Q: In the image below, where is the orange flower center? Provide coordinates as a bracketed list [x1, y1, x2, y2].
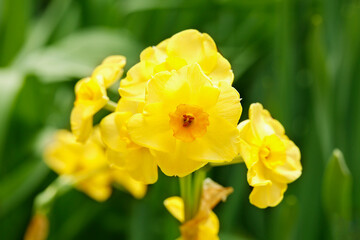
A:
[169, 104, 209, 142]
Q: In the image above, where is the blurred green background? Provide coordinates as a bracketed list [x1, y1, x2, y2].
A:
[0, 0, 359, 239]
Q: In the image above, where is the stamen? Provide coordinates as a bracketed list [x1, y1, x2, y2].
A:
[183, 114, 195, 127]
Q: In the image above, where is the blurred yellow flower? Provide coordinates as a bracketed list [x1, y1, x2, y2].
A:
[238, 103, 302, 208]
[71, 55, 126, 142]
[44, 128, 146, 201]
[127, 63, 241, 177]
[100, 99, 158, 184]
[119, 29, 234, 102]
[164, 178, 233, 240]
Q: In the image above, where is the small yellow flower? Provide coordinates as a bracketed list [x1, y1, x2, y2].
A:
[127, 63, 241, 177]
[71, 77, 109, 142]
[71, 55, 126, 142]
[238, 103, 302, 208]
[100, 99, 158, 184]
[164, 178, 233, 240]
[92, 55, 126, 88]
[119, 29, 234, 102]
[44, 128, 146, 201]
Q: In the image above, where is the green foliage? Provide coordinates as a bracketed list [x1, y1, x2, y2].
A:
[0, 0, 360, 239]
[322, 149, 352, 239]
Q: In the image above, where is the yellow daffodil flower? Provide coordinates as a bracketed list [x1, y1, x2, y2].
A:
[119, 29, 234, 102]
[71, 55, 126, 142]
[44, 128, 146, 201]
[100, 99, 158, 184]
[127, 63, 241, 177]
[164, 178, 233, 240]
[238, 103, 302, 208]
[92, 55, 126, 88]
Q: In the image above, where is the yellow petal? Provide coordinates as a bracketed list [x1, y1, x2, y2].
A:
[247, 161, 272, 187]
[208, 52, 234, 85]
[107, 147, 158, 184]
[272, 139, 302, 183]
[116, 98, 144, 113]
[43, 130, 80, 174]
[146, 70, 190, 105]
[77, 172, 112, 202]
[112, 169, 147, 199]
[208, 82, 242, 126]
[238, 119, 261, 147]
[127, 104, 175, 153]
[146, 64, 219, 109]
[249, 181, 287, 208]
[74, 77, 109, 117]
[96, 55, 126, 88]
[100, 112, 132, 151]
[119, 62, 149, 102]
[164, 196, 185, 222]
[249, 103, 277, 140]
[151, 148, 206, 177]
[197, 211, 220, 240]
[140, 46, 167, 63]
[70, 107, 93, 143]
[176, 116, 239, 162]
[167, 29, 217, 73]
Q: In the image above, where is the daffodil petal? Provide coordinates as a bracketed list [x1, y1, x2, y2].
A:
[164, 196, 185, 222]
[100, 112, 132, 151]
[249, 103, 277, 140]
[209, 83, 241, 126]
[208, 52, 234, 85]
[152, 148, 206, 177]
[70, 107, 93, 142]
[107, 148, 158, 184]
[177, 116, 239, 162]
[249, 181, 287, 208]
[247, 161, 272, 187]
[127, 104, 175, 153]
[272, 139, 302, 183]
[112, 169, 147, 199]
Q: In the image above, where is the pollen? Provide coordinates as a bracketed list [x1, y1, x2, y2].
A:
[182, 114, 195, 127]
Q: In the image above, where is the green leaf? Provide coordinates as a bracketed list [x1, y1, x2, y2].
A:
[21, 28, 142, 82]
[0, 159, 49, 217]
[322, 149, 352, 239]
[0, 69, 24, 159]
[322, 149, 352, 219]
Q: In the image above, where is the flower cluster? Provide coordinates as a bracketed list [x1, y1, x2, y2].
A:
[44, 128, 147, 201]
[42, 29, 302, 239]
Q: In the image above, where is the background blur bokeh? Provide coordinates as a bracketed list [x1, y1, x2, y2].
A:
[0, 0, 360, 239]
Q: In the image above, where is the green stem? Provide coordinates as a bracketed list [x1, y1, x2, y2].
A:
[34, 176, 74, 214]
[179, 168, 207, 221]
[179, 174, 192, 221]
[192, 168, 206, 218]
[104, 100, 117, 112]
[34, 166, 108, 214]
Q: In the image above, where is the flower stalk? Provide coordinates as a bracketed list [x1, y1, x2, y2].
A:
[179, 167, 207, 221]
[104, 100, 117, 112]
